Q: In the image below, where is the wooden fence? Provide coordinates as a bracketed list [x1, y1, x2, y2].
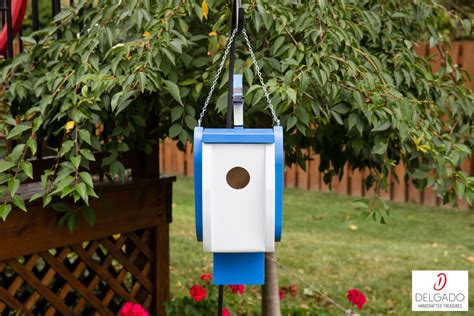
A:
[160, 41, 474, 211]
[0, 177, 174, 315]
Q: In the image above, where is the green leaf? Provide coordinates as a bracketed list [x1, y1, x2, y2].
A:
[8, 178, 20, 197]
[43, 194, 52, 207]
[286, 116, 297, 131]
[53, 176, 75, 195]
[53, 8, 72, 22]
[27, 139, 37, 155]
[21, 161, 33, 179]
[80, 149, 96, 161]
[171, 106, 184, 122]
[78, 129, 92, 145]
[373, 141, 388, 155]
[7, 124, 31, 139]
[12, 195, 27, 212]
[29, 192, 43, 202]
[0, 204, 12, 221]
[102, 152, 117, 166]
[132, 115, 146, 127]
[331, 111, 343, 125]
[110, 160, 125, 182]
[111, 92, 122, 112]
[0, 161, 16, 172]
[462, 19, 471, 35]
[117, 142, 129, 152]
[455, 181, 465, 199]
[286, 88, 297, 104]
[162, 47, 176, 66]
[184, 115, 197, 129]
[9, 144, 25, 162]
[163, 80, 183, 105]
[59, 140, 74, 157]
[67, 212, 78, 232]
[138, 72, 147, 92]
[79, 172, 94, 188]
[169, 123, 183, 138]
[371, 120, 391, 132]
[76, 183, 89, 205]
[352, 91, 364, 107]
[353, 198, 369, 210]
[51, 202, 70, 213]
[71, 156, 81, 169]
[332, 103, 350, 114]
[348, 113, 358, 131]
[272, 36, 285, 55]
[216, 93, 228, 112]
[83, 206, 96, 227]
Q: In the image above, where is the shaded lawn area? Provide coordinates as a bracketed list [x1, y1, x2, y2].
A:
[169, 176, 474, 315]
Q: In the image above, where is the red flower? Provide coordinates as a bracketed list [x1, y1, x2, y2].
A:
[222, 307, 231, 316]
[200, 273, 212, 283]
[290, 284, 298, 297]
[120, 302, 149, 316]
[279, 289, 284, 301]
[189, 284, 207, 302]
[228, 285, 245, 294]
[346, 289, 367, 310]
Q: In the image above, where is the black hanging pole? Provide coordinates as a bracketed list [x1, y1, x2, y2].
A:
[217, 285, 224, 316]
[5, 0, 14, 59]
[52, 0, 62, 38]
[32, 0, 40, 31]
[219, 2, 244, 315]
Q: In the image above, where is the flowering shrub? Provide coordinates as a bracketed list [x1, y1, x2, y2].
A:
[189, 284, 207, 302]
[167, 273, 368, 315]
[222, 307, 231, 316]
[346, 289, 367, 310]
[200, 273, 212, 283]
[119, 302, 149, 316]
[228, 285, 245, 295]
[290, 284, 298, 297]
[0, 0, 471, 226]
[166, 273, 239, 315]
[279, 289, 285, 301]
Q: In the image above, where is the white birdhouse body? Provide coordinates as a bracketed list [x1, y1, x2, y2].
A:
[201, 142, 275, 253]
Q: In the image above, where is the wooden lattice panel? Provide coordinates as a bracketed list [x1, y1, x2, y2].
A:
[0, 230, 154, 315]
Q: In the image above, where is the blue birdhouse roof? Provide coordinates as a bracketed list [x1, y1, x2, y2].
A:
[201, 127, 276, 144]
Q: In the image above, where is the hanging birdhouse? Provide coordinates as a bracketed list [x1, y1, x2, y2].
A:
[194, 70, 283, 284]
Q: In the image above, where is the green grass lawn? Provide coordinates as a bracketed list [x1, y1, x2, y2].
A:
[169, 176, 474, 315]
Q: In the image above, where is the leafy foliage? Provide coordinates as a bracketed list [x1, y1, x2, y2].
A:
[0, 0, 472, 222]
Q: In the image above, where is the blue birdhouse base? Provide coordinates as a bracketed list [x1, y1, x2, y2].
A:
[213, 252, 265, 285]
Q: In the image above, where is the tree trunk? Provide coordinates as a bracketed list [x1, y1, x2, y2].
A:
[262, 252, 281, 316]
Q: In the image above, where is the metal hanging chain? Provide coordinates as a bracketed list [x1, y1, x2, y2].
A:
[198, 28, 281, 127]
[242, 29, 280, 126]
[198, 28, 238, 127]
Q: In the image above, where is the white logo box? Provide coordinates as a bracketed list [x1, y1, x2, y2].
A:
[412, 270, 469, 312]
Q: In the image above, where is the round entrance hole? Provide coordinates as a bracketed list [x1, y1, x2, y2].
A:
[226, 166, 250, 190]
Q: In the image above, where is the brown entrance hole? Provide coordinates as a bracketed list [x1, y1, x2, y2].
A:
[226, 166, 250, 190]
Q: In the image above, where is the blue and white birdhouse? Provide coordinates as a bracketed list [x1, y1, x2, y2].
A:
[194, 75, 283, 285]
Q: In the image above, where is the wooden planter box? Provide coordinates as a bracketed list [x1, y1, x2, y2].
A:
[0, 176, 175, 315]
